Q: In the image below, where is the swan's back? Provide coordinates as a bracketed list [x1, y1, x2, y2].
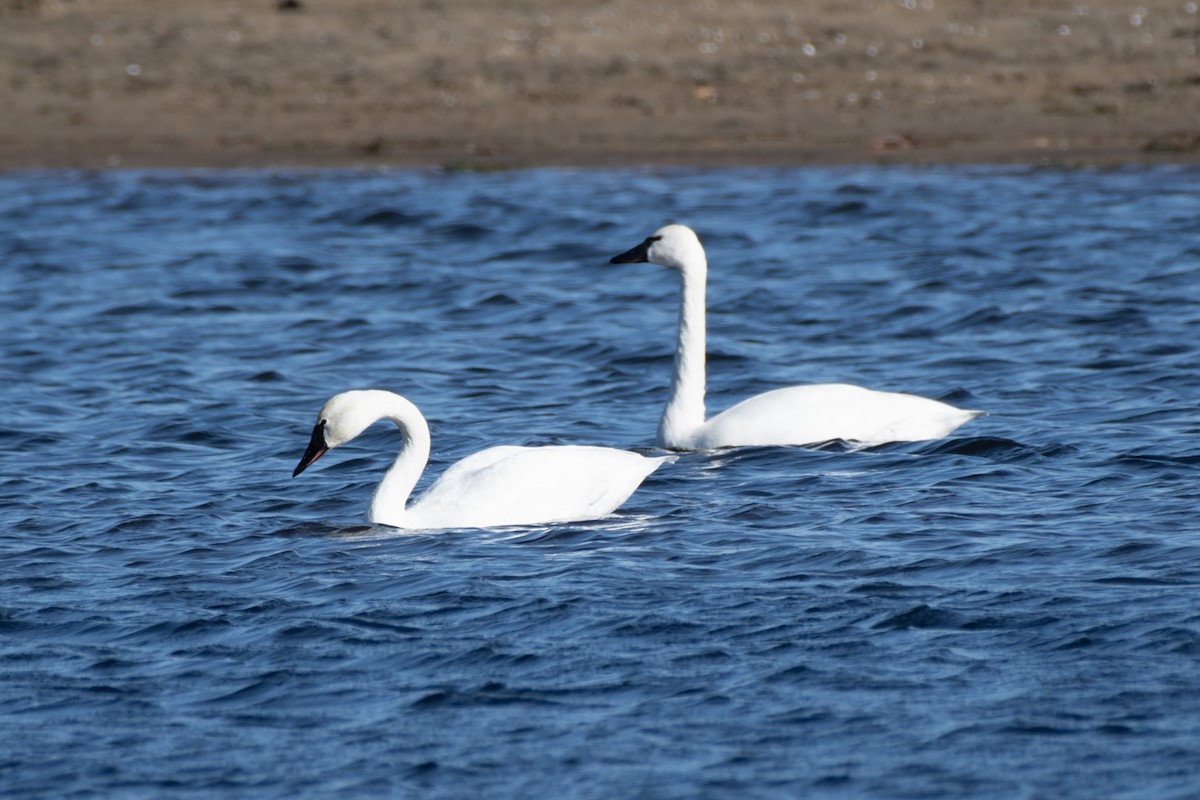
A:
[403, 445, 668, 529]
[690, 383, 981, 449]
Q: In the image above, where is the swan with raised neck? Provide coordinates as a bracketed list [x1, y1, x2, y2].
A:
[293, 389, 669, 529]
[610, 224, 982, 450]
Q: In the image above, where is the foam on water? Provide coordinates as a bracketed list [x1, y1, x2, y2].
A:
[2, 166, 1200, 798]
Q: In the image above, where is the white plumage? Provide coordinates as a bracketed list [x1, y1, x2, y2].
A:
[610, 224, 982, 450]
[293, 390, 668, 529]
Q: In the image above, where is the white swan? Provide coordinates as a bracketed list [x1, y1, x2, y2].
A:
[609, 224, 982, 450]
[292, 389, 669, 529]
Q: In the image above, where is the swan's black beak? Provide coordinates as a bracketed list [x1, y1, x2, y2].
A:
[609, 236, 655, 264]
[293, 421, 328, 478]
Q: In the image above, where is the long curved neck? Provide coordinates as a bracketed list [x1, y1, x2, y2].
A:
[367, 396, 431, 526]
[659, 260, 708, 448]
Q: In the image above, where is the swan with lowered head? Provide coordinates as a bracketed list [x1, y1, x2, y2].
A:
[610, 224, 982, 450]
[293, 390, 669, 529]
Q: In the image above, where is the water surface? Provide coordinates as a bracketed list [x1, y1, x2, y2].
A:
[2, 166, 1199, 798]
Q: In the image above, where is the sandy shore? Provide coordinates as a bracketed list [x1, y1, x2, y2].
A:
[2, 0, 1200, 169]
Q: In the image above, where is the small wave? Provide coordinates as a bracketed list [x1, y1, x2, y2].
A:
[872, 604, 966, 630]
[410, 683, 562, 709]
[915, 436, 1072, 461]
[1108, 452, 1200, 470]
[434, 222, 492, 241]
[320, 207, 429, 228]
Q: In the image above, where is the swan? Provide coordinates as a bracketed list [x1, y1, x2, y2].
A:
[609, 224, 982, 450]
[292, 389, 670, 529]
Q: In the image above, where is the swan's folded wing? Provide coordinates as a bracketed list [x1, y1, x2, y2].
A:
[405, 446, 666, 528]
[699, 383, 979, 448]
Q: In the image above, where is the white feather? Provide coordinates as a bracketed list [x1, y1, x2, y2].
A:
[611, 224, 982, 449]
[294, 390, 668, 530]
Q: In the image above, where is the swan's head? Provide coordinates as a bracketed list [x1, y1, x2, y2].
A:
[292, 390, 395, 477]
[610, 224, 706, 271]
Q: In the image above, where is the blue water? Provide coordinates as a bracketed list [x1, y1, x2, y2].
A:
[2, 166, 1200, 798]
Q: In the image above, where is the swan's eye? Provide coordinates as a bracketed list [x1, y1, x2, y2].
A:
[648, 236, 662, 243]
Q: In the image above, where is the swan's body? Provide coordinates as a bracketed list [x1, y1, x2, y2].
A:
[609, 224, 982, 450]
[293, 390, 668, 529]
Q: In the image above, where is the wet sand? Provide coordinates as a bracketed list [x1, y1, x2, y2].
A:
[2, 0, 1200, 169]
